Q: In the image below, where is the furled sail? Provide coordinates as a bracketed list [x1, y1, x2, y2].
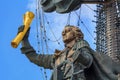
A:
[41, 0, 81, 13]
[40, 0, 110, 13]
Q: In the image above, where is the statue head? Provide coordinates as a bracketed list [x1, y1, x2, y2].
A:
[62, 25, 84, 44]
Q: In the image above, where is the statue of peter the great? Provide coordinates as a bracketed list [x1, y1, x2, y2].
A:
[18, 25, 120, 80]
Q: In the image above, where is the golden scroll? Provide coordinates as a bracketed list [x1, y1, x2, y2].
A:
[11, 11, 35, 48]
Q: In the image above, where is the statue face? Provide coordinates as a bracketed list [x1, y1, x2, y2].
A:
[62, 27, 75, 43]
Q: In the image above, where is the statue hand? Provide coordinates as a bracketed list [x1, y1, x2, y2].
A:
[17, 25, 30, 41]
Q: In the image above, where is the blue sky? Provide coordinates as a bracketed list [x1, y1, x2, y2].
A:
[1, 0, 96, 80]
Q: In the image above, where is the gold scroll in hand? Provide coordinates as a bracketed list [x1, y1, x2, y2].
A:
[11, 11, 35, 48]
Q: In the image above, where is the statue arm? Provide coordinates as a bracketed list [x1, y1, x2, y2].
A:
[74, 40, 93, 68]
[113, 61, 120, 74]
[21, 39, 54, 69]
[77, 47, 93, 68]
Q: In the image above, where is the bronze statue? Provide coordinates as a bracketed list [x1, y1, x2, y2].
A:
[19, 25, 120, 80]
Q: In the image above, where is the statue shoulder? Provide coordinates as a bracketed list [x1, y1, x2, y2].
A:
[74, 39, 90, 50]
[53, 49, 62, 59]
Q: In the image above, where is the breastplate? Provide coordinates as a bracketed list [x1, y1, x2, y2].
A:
[54, 47, 86, 80]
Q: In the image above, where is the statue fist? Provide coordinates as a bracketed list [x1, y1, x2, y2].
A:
[17, 25, 30, 40]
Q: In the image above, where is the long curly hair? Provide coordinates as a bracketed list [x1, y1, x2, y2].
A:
[64, 25, 84, 40]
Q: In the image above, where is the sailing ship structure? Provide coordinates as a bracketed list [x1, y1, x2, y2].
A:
[33, 0, 120, 62]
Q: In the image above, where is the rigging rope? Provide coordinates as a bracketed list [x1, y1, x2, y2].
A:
[36, 0, 48, 80]
[74, 11, 95, 39]
[36, 1, 45, 80]
[42, 11, 48, 80]
[77, 8, 82, 27]
[46, 35, 62, 42]
[44, 15, 63, 48]
[85, 4, 95, 12]
[66, 12, 71, 25]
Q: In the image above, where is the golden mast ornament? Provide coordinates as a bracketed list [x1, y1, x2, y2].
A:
[11, 11, 35, 48]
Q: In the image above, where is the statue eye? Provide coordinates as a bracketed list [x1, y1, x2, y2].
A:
[66, 28, 71, 32]
[62, 31, 65, 35]
[62, 28, 71, 35]
[68, 29, 71, 32]
[76, 29, 80, 32]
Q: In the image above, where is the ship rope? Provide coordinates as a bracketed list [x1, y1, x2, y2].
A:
[35, 0, 49, 80]
[35, 0, 45, 80]
[44, 15, 63, 47]
[66, 12, 71, 25]
[74, 6, 95, 39]
[85, 4, 95, 11]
